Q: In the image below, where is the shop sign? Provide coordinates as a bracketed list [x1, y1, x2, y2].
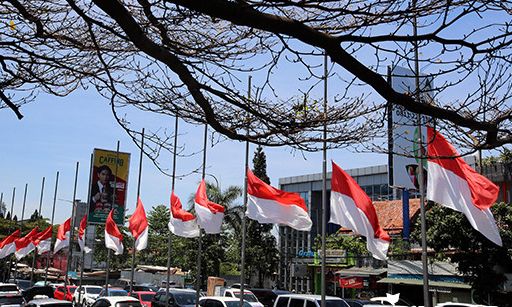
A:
[339, 276, 364, 289]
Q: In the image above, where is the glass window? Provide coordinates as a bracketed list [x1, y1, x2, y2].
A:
[224, 302, 252, 307]
[289, 298, 304, 307]
[306, 301, 316, 307]
[116, 302, 142, 307]
[173, 293, 196, 305]
[323, 300, 349, 307]
[204, 299, 224, 307]
[232, 293, 258, 302]
[0, 285, 19, 292]
[140, 294, 155, 301]
[87, 288, 102, 294]
[275, 297, 289, 307]
[0, 296, 24, 305]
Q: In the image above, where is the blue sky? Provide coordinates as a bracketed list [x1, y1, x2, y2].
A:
[0, 87, 387, 225]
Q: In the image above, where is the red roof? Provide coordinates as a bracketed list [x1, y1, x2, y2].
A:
[338, 198, 421, 235]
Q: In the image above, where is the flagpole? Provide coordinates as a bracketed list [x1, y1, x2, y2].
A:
[130, 129, 145, 294]
[239, 76, 251, 307]
[166, 116, 179, 307]
[78, 155, 94, 306]
[14, 183, 28, 282]
[45, 171, 59, 283]
[65, 162, 80, 291]
[31, 177, 46, 284]
[8, 187, 16, 281]
[412, 1, 430, 306]
[320, 52, 328, 307]
[196, 123, 208, 306]
[106, 141, 121, 296]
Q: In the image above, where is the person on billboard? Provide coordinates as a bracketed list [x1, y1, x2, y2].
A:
[90, 165, 114, 213]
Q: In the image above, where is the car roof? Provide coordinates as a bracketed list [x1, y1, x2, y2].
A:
[27, 298, 72, 305]
[97, 297, 139, 303]
[225, 289, 255, 294]
[132, 291, 156, 295]
[82, 285, 103, 288]
[276, 294, 342, 300]
[158, 288, 196, 293]
[200, 296, 244, 302]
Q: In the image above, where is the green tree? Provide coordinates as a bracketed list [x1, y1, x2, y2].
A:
[252, 146, 270, 185]
[411, 202, 512, 303]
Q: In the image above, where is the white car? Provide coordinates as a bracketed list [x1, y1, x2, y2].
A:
[90, 296, 142, 307]
[200, 296, 252, 307]
[73, 285, 103, 307]
[222, 289, 263, 307]
[436, 303, 497, 307]
[273, 294, 349, 307]
[25, 298, 73, 307]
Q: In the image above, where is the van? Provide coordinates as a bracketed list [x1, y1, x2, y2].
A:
[221, 288, 263, 307]
[273, 294, 350, 307]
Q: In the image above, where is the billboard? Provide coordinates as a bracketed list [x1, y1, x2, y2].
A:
[389, 66, 432, 190]
[88, 148, 131, 225]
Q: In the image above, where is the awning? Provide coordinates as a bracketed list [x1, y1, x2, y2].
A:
[335, 267, 387, 277]
[377, 277, 471, 289]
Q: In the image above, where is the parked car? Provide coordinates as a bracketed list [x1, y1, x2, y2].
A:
[343, 299, 377, 307]
[7, 280, 32, 291]
[0, 284, 21, 296]
[126, 286, 158, 293]
[199, 296, 252, 307]
[435, 303, 497, 307]
[152, 289, 196, 307]
[22, 286, 55, 302]
[249, 289, 290, 307]
[273, 294, 350, 307]
[0, 294, 26, 307]
[25, 298, 73, 307]
[91, 296, 142, 307]
[54, 286, 77, 302]
[221, 289, 263, 307]
[129, 291, 155, 307]
[73, 286, 103, 307]
[98, 289, 128, 298]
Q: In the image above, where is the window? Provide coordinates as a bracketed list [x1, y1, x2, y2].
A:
[289, 298, 304, 307]
[275, 297, 289, 307]
[92, 299, 111, 307]
[203, 299, 224, 307]
[116, 302, 142, 307]
[306, 301, 316, 307]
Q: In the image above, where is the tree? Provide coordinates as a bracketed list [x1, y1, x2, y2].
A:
[6, 212, 11, 220]
[0, 201, 6, 216]
[411, 202, 512, 304]
[2, 1, 511, 166]
[252, 146, 270, 185]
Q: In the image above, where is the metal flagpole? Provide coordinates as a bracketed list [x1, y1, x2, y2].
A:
[65, 162, 80, 292]
[14, 183, 29, 282]
[7, 187, 15, 281]
[320, 53, 328, 307]
[78, 154, 94, 306]
[166, 116, 179, 307]
[412, 1, 430, 306]
[106, 141, 121, 296]
[196, 124, 208, 306]
[0, 193, 3, 215]
[130, 129, 145, 294]
[239, 76, 251, 307]
[45, 172, 60, 283]
[31, 177, 46, 284]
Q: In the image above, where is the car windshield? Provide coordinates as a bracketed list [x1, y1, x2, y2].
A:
[87, 288, 102, 294]
[233, 293, 258, 302]
[140, 294, 155, 301]
[41, 303, 73, 307]
[0, 285, 19, 292]
[111, 290, 128, 296]
[116, 302, 142, 307]
[16, 280, 32, 290]
[173, 293, 196, 305]
[225, 302, 252, 307]
[0, 295, 24, 304]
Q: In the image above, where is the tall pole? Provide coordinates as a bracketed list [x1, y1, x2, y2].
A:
[31, 177, 46, 284]
[130, 129, 145, 293]
[14, 183, 29, 282]
[412, 1, 430, 306]
[79, 154, 94, 306]
[320, 53, 328, 307]
[45, 172, 60, 282]
[196, 124, 208, 306]
[106, 141, 121, 296]
[7, 187, 16, 281]
[65, 162, 80, 290]
[239, 76, 251, 307]
[166, 117, 179, 307]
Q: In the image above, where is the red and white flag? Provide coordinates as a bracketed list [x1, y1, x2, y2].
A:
[15, 227, 39, 260]
[129, 197, 149, 251]
[0, 230, 20, 259]
[247, 169, 312, 231]
[54, 218, 71, 254]
[194, 180, 225, 234]
[426, 127, 502, 246]
[35, 226, 53, 255]
[78, 216, 91, 254]
[105, 210, 124, 255]
[329, 161, 390, 260]
[169, 191, 200, 238]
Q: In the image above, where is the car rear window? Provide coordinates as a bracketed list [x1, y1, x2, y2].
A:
[289, 298, 304, 307]
[140, 294, 155, 302]
[0, 285, 19, 292]
[275, 297, 289, 307]
[0, 295, 24, 305]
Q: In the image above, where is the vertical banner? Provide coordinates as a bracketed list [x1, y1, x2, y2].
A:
[88, 148, 131, 225]
[389, 66, 433, 191]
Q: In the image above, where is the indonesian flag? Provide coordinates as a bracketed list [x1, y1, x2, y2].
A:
[54, 218, 71, 254]
[426, 127, 502, 246]
[129, 197, 149, 251]
[15, 227, 39, 260]
[105, 210, 124, 255]
[329, 161, 390, 260]
[0, 230, 20, 259]
[78, 216, 91, 254]
[35, 226, 53, 255]
[247, 169, 312, 231]
[169, 191, 200, 238]
[194, 180, 225, 234]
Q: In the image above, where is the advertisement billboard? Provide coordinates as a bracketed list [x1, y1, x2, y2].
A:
[88, 148, 131, 225]
[389, 66, 432, 190]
